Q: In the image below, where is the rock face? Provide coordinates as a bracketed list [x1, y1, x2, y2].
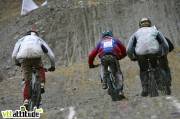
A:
[0, 0, 180, 70]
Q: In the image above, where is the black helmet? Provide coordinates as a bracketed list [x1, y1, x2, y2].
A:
[139, 17, 151, 28]
[101, 30, 113, 37]
[26, 30, 39, 36]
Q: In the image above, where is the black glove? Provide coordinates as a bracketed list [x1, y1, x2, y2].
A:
[89, 65, 95, 68]
[131, 53, 138, 61]
[158, 46, 167, 58]
[15, 62, 21, 67]
[48, 66, 55, 71]
[131, 58, 137, 61]
[15, 60, 21, 67]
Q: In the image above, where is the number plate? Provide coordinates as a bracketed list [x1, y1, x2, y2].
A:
[103, 40, 113, 48]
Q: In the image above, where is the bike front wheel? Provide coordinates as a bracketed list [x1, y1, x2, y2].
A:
[28, 73, 41, 111]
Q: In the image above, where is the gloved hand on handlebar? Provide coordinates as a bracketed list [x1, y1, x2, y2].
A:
[89, 64, 95, 68]
[89, 64, 100, 68]
[48, 66, 55, 71]
[15, 61, 21, 67]
[131, 58, 137, 61]
[14, 59, 21, 67]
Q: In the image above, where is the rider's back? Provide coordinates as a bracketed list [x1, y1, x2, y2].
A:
[134, 27, 160, 55]
[96, 36, 126, 60]
[16, 35, 44, 59]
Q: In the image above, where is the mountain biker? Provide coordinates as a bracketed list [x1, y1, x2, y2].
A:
[126, 17, 169, 96]
[88, 30, 127, 96]
[12, 29, 55, 106]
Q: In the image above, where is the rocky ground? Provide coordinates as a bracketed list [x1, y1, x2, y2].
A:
[1, 51, 180, 119]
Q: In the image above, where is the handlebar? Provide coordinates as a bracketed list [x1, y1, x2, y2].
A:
[89, 64, 100, 69]
[32, 67, 53, 72]
[43, 68, 48, 72]
[43, 67, 55, 72]
[93, 64, 100, 68]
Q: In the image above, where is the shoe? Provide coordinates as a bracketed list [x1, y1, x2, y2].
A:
[141, 85, 148, 97]
[141, 91, 148, 97]
[119, 91, 125, 97]
[141, 89, 148, 97]
[166, 86, 171, 95]
[23, 99, 29, 107]
[118, 91, 124, 96]
[102, 82, 108, 89]
[118, 91, 125, 98]
[41, 83, 45, 94]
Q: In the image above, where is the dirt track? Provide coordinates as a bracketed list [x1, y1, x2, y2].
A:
[1, 0, 180, 119]
[1, 54, 180, 119]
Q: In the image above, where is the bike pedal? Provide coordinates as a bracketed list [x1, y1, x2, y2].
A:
[41, 88, 45, 94]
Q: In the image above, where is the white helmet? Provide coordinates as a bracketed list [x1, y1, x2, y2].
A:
[139, 17, 151, 28]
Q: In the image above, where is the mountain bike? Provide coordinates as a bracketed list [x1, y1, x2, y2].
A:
[93, 64, 124, 101]
[27, 66, 47, 111]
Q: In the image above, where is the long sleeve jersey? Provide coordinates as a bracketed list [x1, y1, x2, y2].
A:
[88, 36, 126, 65]
[12, 34, 55, 67]
[127, 26, 169, 60]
